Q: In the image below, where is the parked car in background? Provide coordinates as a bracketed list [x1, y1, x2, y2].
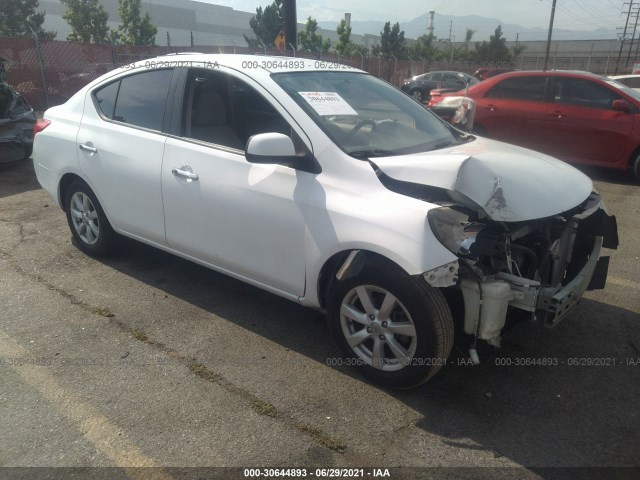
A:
[32, 55, 617, 389]
[400, 71, 478, 103]
[609, 74, 640, 92]
[429, 70, 640, 180]
[0, 82, 36, 162]
[473, 67, 515, 81]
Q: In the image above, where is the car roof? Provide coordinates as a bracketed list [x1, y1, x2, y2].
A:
[427, 70, 471, 75]
[495, 70, 605, 80]
[128, 53, 366, 75]
[609, 74, 640, 80]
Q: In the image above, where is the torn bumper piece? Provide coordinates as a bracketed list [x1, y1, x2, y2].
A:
[461, 235, 608, 346]
[537, 237, 604, 327]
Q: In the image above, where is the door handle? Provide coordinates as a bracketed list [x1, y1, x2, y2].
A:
[79, 143, 97, 154]
[171, 167, 199, 181]
[484, 105, 496, 111]
[550, 111, 563, 118]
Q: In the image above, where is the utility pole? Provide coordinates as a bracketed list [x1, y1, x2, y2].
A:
[283, 0, 297, 53]
[615, 1, 635, 74]
[627, 6, 640, 67]
[543, 0, 557, 71]
[449, 21, 454, 66]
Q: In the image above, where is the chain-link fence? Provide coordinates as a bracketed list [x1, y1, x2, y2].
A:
[0, 33, 634, 112]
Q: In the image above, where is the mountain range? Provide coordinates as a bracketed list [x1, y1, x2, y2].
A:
[319, 12, 617, 42]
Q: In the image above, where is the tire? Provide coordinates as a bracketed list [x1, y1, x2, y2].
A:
[410, 89, 424, 103]
[327, 263, 454, 389]
[64, 180, 116, 257]
[633, 152, 640, 182]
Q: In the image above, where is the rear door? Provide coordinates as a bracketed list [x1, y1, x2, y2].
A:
[76, 68, 174, 245]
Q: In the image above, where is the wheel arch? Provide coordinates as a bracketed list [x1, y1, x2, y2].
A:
[628, 144, 640, 181]
[58, 173, 119, 231]
[58, 173, 86, 209]
[316, 249, 410, 310]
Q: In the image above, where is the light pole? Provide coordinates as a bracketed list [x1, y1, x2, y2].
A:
[543, 0, 557, 71]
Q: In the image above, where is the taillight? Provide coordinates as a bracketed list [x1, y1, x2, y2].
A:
[33, 119, 51, 135]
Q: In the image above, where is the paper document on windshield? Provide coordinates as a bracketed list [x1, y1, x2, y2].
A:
[298, 92, 358, 116]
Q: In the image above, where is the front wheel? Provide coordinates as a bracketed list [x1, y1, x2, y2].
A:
[327, 264, 454, 389]
[633, 152, 640, 182]
[64, 180, 116, 256]
[472, 123, 488, 137]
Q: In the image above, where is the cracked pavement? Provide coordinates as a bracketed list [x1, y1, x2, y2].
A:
[0, 160, 639, 478]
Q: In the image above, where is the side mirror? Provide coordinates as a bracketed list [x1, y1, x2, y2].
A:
[246, 132, 295, 160]
[245, 133, 296, 164]
[612, 99, 632, 113]
[245, 132, 321, 174]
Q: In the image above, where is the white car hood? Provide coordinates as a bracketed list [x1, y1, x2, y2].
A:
[373, 138, 593, 222]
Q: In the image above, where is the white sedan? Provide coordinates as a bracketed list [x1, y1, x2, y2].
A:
[33, 54, 618, 388]
[609, 74, 640, 92]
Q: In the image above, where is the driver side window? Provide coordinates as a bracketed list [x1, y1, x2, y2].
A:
[183, 69, 291, 151]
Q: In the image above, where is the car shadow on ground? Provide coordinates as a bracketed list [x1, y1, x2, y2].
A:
[0, 158, 42, 199]
[575, 164, 638, 186]
[97, 237, 640, 474]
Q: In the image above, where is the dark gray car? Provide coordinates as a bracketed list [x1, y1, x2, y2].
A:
[400, 71, 478, 103]
[1, 83, 36, 163]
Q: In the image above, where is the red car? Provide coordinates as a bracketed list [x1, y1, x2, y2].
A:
[428, 70, 640, 180]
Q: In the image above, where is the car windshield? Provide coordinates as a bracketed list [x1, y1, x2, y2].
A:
[272, 71, 462, 158]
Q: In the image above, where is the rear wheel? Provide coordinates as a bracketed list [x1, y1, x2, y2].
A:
[410, 89, 424, 103]
[327, 263, 454, 389]
[64, 180, 116, 256]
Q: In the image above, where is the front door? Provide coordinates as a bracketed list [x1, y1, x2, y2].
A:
[161, 67, 310, 296]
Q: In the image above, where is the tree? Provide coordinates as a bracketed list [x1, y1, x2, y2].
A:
[333, 19, 356, 56]
[474, 25, 510, 63]
[377, 21, 408, 59]
[352, 44, 369, 57]
[297, 16, 330, 54]
[0, 0, 55, 38]
[511, 43, 527, 60]
[114, 0, 157, 46]
[245, 0, 283, 49]
[464, 28, 476, 50]
[409, 33, 439, 61]
[61, 0, 110, 43]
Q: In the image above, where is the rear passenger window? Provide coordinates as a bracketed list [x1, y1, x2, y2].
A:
[93, 69, 173, 131]
[113, 70, 173, 129]
[95, 81, 119, 119]
[486, 77, 547, 101]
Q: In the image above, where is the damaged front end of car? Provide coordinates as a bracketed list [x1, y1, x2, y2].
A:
[372, 142, 619, 351]
[426, 192, 618, 348]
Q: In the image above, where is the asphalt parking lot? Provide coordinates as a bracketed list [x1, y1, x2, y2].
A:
[0, 159, 638, 479]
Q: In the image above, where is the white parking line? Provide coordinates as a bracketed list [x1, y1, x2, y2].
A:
[0, 329, 174, 478]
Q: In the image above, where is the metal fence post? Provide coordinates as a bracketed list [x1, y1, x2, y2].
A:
[110, 39, 117, 65]
[29, 27, 49, 109]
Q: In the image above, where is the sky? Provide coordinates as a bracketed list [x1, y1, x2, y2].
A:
[214, 0, 626, 32]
